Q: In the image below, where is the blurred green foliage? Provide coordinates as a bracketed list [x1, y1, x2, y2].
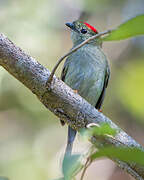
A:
[116, 60, 144, 120]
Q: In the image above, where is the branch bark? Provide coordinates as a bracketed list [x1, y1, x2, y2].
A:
[0, 33, 144, 180]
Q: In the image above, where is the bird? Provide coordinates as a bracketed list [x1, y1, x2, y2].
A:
[61, 20, 110, 156]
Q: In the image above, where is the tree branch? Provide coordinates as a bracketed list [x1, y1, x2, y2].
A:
[0, 33, 144, 180]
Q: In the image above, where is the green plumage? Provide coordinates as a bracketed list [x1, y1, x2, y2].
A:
[61, 43, 110, 109]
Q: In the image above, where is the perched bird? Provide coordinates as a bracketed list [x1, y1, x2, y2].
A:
[61, 20, 110, 156]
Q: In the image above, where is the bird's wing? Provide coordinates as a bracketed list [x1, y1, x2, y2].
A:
[61, 58, 70, 81]
[95, 66, 110, 110]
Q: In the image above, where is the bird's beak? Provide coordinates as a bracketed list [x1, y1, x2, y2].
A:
[65, 22, 78, 32]
[65, 22, 75, 30]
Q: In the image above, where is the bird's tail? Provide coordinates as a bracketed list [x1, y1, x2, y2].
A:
[64, 126, 77, 156]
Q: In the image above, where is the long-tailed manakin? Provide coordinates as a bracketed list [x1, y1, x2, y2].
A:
[61, 20, 110, 156]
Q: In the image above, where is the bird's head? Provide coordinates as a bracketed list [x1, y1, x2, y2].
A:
[66, 20, 101, 46]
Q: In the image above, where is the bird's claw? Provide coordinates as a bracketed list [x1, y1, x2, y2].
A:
[73, 89, 78, 93]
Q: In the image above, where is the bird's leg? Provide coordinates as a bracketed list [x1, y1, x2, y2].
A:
[64, 126, 77, 156]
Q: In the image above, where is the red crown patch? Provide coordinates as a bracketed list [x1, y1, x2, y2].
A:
[84, 22, 98, 33]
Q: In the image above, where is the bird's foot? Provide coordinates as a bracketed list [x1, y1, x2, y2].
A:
[73, 89, 78, 93]
[98, 109, 102, 112]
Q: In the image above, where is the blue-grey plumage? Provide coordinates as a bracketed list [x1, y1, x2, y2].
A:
[61, 21, 110, 157]
[63, 44, 109, 107]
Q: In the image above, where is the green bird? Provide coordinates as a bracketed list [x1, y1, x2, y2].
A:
[61, 20, 110, 156]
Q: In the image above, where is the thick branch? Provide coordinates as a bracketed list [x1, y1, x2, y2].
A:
[0, 34, 144, 179]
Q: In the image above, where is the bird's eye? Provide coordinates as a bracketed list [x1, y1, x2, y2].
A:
[80, 29, 87, 34]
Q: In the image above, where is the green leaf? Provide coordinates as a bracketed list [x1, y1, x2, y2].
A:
[62, 154, 84, 180]
[80, 123, 117, 139]
[103, 14, 144, 41]
[91, 123, 117, 136]
[91, 147, 144, 165]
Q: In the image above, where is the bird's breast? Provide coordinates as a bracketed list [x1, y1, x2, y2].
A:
[64, 45, 108, 106]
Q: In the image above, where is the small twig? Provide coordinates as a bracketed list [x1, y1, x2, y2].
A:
[47, 30, 111, 85]
[80, 157, 92, 180]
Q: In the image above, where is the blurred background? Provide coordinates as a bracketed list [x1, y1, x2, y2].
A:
[0, 0, 144, 179]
